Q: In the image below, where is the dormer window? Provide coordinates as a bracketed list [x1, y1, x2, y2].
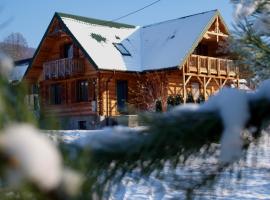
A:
[113, 43, 131, 56]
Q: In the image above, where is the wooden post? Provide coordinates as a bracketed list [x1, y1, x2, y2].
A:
[207, 57, 211, 75]
[197, 56, 201, 74]
[182, 66, 186, 103]
[237, 76, 240, 88]
[97, 73, 101, 116]
[222, 79, 228, 87]
[187, 57, 190, 73]
[203, 76, 207, 100]
[216, 17, 219, 42]
[226, 61, 229, 77]
[217, 59, 220, 76]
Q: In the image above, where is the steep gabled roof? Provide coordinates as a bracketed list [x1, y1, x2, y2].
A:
[141, 10, 225, 71]
[26, 9, 228, 77]
[58, 13, 142, 71]
[57, 9, 227, 72]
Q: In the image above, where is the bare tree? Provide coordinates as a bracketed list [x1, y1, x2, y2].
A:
[130, 72, 168, 112]
[0, 32, 29, 60]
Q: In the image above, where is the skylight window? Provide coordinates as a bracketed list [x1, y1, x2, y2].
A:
[113, 43, 131, 56]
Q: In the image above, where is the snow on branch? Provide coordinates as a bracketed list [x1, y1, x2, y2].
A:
[65, 80, 270, 168]
[49, 80, 270, 198]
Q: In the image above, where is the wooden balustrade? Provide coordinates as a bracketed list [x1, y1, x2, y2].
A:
[187, 54, 238, 77]
[43, 58, 85, 80]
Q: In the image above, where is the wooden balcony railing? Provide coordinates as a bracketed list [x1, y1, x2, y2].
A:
[186, 54, 239, 77]
[43, 58, 85, 80]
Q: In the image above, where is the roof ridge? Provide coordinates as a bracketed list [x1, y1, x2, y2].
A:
[56, 12, 136, 29]
[142, 9, 218, 28]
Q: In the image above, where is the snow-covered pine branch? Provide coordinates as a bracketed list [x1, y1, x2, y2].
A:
[67, 81, 270, 163]
[50, 80, 270, 198]
[228, 0, 270, 83]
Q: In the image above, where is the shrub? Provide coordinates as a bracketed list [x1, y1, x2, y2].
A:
[155, 99, 162, 112]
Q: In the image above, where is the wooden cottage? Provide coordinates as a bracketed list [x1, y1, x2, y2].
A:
[24, 10, 239, 129]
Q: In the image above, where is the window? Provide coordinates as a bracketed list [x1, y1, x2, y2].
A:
[77, 80, 89, 102]
[33, 96, 39, 111]
[78, 121, 87, 130]
[50, 84, 62, 105]
[116, 80, 128, 113]
[113, 43, 131, 56]
[31, 84, 39, 94]
[63, 43, 73, 58]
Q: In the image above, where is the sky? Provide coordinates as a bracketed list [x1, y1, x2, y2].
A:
[0, 0, 235, 48]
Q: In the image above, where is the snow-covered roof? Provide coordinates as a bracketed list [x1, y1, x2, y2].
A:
[10, 59, 31, 82]
[57, 10, 224, 72]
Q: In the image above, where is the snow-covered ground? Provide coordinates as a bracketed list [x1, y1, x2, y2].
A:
[47, 129, 270, 200]
[109, 133, 270, 200]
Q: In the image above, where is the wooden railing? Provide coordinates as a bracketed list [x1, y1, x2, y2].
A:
[186, 54, 239, 77]
[43, 58, 85, 80]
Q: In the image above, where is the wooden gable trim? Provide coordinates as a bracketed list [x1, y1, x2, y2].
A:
[177, 10, 230, 71]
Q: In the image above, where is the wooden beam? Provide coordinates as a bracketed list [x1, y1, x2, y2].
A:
[196, 76, 203, 85]
[207, 57, 211, 75]
[185, 72, 236, 80]
[205, 77, 212, 87]
[184, 75, 192, 86]
[182, 66, 186, 103]
[222, 79, 228, 87]
[216, 17, 219, 42]
[237, 76, 240, 88]
[206, 31, 228, 38]
[203, 76, 207, 100]
[213, 78, 220, 88]
[197, 56, 201, 74]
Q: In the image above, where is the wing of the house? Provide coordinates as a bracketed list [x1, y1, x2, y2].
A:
[10, 58, 31, 83]
[23, 9, 237, 129]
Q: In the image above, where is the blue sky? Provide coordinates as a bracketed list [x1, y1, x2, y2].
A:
[0, 0, 234, 48]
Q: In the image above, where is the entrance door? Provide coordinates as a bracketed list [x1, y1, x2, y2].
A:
[116, 80, 128, 113]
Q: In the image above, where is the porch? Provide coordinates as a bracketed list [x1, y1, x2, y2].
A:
[185, 54, 239, 77]
[182, 54, 240, 102]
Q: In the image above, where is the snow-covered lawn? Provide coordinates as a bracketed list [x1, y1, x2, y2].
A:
[45, 126, 147, 145]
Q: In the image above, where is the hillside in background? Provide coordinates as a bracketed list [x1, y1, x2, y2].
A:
[0, 42, 35, 61]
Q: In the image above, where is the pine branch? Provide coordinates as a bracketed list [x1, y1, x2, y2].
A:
[57, 84, 270, 198]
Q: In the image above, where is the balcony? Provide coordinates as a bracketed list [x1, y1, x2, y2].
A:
[186, 54, 239, 77]
[43, 58, 85, 80]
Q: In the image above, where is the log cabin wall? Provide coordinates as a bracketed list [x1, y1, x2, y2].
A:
[24, 17, 102, 129]
[98, 71, 139, 116]
[39, 38, 98, 114]
[98, 66, 236, 116]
